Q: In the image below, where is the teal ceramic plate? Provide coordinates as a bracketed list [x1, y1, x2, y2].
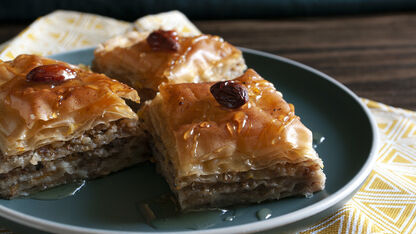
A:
[0, 48, 378, 233]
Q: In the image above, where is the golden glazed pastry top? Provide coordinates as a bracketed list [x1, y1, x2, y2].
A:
[93, 31, 244, 92]
[0, 55, 140, 156]
[0, 54, 72, 86]
[145, 69, 322, 182]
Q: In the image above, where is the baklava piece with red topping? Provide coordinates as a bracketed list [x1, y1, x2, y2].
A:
[92, 30, 246, 101]
[143, 69, 326, 210]
[0, 55, 148, 198]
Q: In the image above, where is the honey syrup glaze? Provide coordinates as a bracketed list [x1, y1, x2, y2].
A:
[136, 193, 235, 230]
[135, 193, 286, 230]
[28, 180, 85, 200]
[0, 54, 140, 157]
[157, 68, 314, 180]
[136, 193, 280, 230]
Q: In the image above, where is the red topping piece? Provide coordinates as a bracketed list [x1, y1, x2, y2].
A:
[210, 81, 249, 109]
[26, 64, 77, 83]
[146, 30, 180, 52]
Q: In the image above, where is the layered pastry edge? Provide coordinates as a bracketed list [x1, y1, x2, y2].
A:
[143, 69, 326, 210]
[0, 54, 149, 198]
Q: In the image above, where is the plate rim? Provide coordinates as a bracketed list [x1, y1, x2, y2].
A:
[0, 47, 379, 234]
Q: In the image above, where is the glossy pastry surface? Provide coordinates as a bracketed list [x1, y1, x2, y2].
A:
[146, 69, 322, 183]
[93, 31, 246, 100]
[144, 68, 326, 209]
[0, 54, 140, 156]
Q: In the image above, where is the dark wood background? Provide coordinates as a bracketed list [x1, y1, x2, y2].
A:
[1, 13, 416, 110]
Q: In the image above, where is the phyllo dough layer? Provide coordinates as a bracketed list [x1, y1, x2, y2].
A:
[143, 69, 326, 210]
[0, 55, 148, 198]
[92, 31, 246, 100]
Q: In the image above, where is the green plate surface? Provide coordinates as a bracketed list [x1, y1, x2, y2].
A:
[0, 48, 378, 233]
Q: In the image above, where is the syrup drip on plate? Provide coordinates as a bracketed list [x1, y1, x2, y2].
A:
[256, 208, 272, 220]
[137, 193, 234, 230]
[223, 215, 235, 222]
[312, 132, 326, 148]
[28, 180, 86, 200]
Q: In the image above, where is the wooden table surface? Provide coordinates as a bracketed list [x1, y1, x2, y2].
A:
[1, 13, 416, 110]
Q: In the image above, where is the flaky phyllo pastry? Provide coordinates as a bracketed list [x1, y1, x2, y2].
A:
[143, 69, 326, 210]
[92, 30, 246, 100]
[0, 55, 148, 198]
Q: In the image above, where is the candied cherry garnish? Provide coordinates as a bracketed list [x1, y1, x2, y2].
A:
[146, 30, 179, 52]
[210, 81, 249, 109]
[26, 64, 77, 83]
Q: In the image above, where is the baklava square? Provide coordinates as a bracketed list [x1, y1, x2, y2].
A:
[0, 54, 148, 198]
[92, 30, 246, 101]
[143, 69, 326, 210]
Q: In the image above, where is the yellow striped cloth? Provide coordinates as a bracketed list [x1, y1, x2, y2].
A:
[301, 99, 416, 233]
[1, 10, 415, 234]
